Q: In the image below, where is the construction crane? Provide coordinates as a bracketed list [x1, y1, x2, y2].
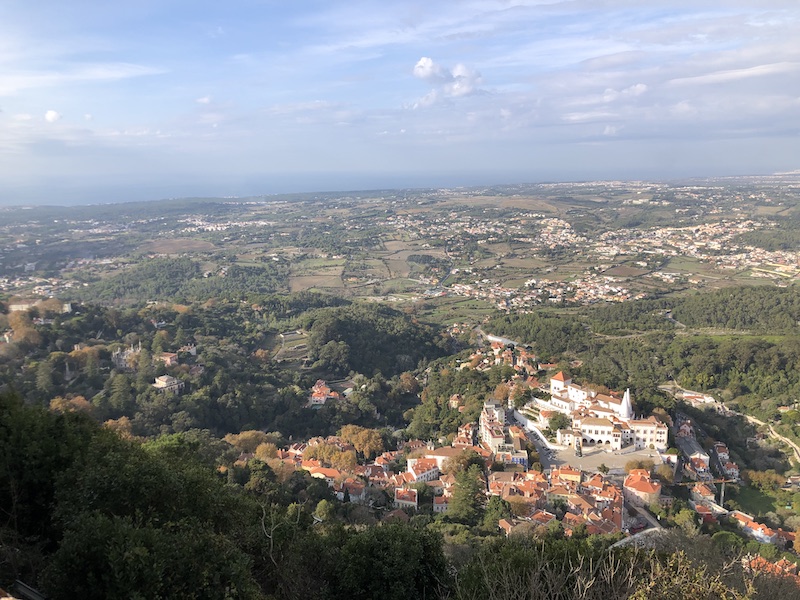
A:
[673, 478, 737, 506]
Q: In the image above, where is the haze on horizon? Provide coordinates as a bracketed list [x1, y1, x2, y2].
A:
[2, 1, 799, 205]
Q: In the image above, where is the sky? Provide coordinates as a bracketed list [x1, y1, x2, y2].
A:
[1, 0, 799, 204]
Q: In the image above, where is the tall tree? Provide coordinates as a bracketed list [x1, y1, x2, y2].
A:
[448, 464, 485, 526]
[36, 360, 55, 398]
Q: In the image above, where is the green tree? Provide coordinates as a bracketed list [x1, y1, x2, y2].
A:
[41, 512, 259, 600]
[336, 524, 448, 600]
[448, 464, 484, 526]
[711, 531, 743, 557]
[136, 347, 153, 383]
[442, 449, 486, 475]
[152, 330, 168, 354]
[656, 463, 675, 484]
[84, 350, 99, 379]
[36, 360, 55, 397]
[315, 499, 335, 522]
[109, 374, 133, 414]
[673, 509, 699, 536]
[483, 495, 512, 530]
[547, 412, 571, 433]
[338, 425, 384, 459]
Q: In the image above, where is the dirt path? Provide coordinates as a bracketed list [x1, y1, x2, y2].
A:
[742, 414, 800, 464]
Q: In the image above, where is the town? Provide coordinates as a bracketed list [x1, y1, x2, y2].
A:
[3, 177, 800, 312]
[226, 351, 799, 576]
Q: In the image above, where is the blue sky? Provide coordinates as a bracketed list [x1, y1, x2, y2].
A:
[1, 1, 799, 203]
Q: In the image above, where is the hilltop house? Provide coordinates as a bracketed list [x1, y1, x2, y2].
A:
[307, 380, 341, 409]
[152, 375, 184, 394]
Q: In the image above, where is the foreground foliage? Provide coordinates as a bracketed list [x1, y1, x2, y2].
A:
[1, 392, 795, 599]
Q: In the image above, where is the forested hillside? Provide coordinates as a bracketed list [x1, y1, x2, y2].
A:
[70, 257, 289, 304]
[485, 312, 590, 357]
[580, 285, 800, 335]
[0, 297, 444, 439]
[671, 286, 800, 332]
[301, 303, 450, 376]
[1, 392, 793, 599]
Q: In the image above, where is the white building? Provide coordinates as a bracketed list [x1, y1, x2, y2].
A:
[546, 373, 668, 452]
[152, 375, 184, 394]
[564, 416, 623, 450]
[480, 401, 507, 452]
[545, 372, 634, 421]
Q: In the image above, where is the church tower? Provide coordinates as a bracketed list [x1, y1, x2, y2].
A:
[620, 388, 633, 420]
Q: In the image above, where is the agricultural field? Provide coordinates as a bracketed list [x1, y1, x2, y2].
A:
[3, 176, 800, 310]
[139, 239, 216, 253]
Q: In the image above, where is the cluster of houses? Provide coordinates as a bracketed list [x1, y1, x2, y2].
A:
[670, 417, 788, 545]
[111, 342, 196, 372]
[713, 441, 741, 481]
[263, 433, 637, 536]
[744, 554, 800, 585]
[675, 417, 740, 484]
[246, 392, 686, 539]
[458, 339, 540, 377]
[497, 466, 626, 536]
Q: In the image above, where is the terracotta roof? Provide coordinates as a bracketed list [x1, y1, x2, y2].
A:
[625, 477, 661, 495]
[395, 488, 418, 503]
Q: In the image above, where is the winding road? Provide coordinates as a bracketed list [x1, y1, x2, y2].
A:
[660, 381, 800, 464]
[741, 414, 800, 464]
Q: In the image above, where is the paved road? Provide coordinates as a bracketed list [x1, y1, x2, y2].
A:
[630, 504, 663, 530]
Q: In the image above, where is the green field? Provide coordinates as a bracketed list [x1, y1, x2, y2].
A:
[418, 297, 496, 324]
[733, 485, 780, 516]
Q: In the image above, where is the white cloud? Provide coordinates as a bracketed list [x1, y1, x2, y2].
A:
[44, 110, 61, 123]
[601, 83, 648, 103]
[624, 83, 648, 96]
[413, 57, 449, 83]
[670, 101, 696, 116]
[84, 114, 93, 121]
[196, 96, 212, 104]
[669, 62, 800, 86]
[447, 63, 482, 97]
[412, 57, 483, 107]
[13, 113, 33, 121]
[0, 63, 165, 96]
[412, 90, 439, 109]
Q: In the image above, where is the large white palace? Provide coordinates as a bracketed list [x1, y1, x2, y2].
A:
[536, 372, 668, 451]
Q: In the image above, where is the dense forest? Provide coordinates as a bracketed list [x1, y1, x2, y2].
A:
[301, 303, 451, 377]
[1, 392, 795, 599]
[0, 296, 446, 440]
[485, 312, 590, 358]
[69, 257, 290, 304]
